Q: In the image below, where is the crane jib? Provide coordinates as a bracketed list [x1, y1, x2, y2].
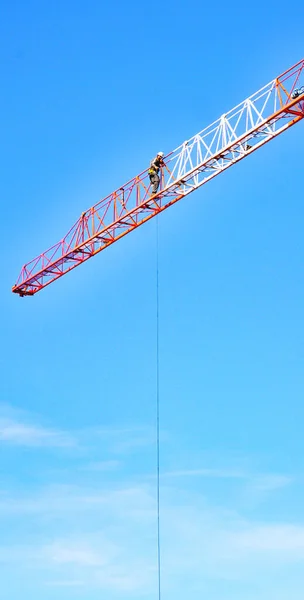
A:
[12, 59, 304, 297]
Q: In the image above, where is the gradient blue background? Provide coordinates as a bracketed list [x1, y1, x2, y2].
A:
[1, 1, 304, 599]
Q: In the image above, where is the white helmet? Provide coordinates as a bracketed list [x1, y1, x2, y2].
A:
[157, 151, 164, 157]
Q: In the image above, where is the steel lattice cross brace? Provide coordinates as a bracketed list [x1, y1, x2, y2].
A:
[12, 59, 304, 296]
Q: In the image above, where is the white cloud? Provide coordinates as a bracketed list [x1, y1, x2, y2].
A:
[249, 473, 293, 492]
[0, 404, 300, 598]
[45, 580, 85, 587]
[0, 418, 74, 447]
[0, 478, 303, 597]
[0, 404, 75, 448]
[162, 468, 245, 479]
[240, 473, 293, 507]
[0, 483, 155, 519]
[45, 543, 111, 567]
[0, 404, 154, 455]
[161, 469, 293, 488]
[82, 459, 120, 471]
[231, 524, 304, 554]
[86, 425, 156, 454]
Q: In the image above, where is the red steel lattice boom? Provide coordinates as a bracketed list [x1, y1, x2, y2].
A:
[12, 59, 304, 296]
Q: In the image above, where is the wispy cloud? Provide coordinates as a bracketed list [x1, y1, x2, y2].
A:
[0, 483, 155, 518]
[162, 468, 245, 479]
[86, 425, 156, 454]
[81, 460, 121, 471]
[229, 524, 304, 554]
[249, 473, 293, 492]
[0, 403, 75, 448]
[45, 580, 85, 587]
[241, 473, 293, 507]
[0, 418, 74, 448]
[0, 481, 303, 596]
[0, 404, 300, 598]
[45, 542, 112, 567]
[0, 404, 152, 453]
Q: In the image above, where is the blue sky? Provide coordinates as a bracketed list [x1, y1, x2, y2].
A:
[1, 1, 304, 598]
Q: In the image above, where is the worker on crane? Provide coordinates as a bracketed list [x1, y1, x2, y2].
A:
[291, 86, 304, 99]
[149, 152, 165, 195]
